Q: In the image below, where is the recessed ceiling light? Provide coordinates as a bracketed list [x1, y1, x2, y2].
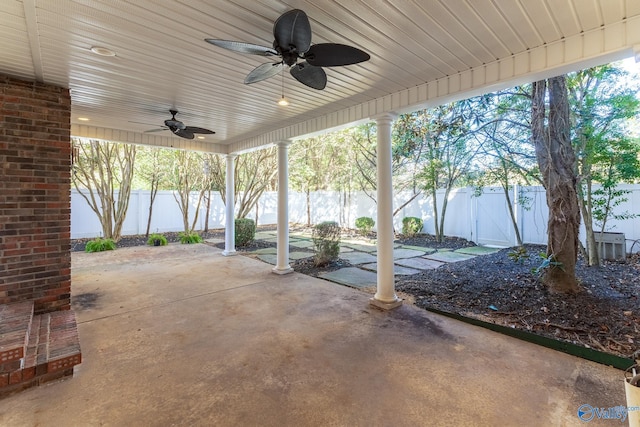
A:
[78, 117, 90, 121]
[197, 136, 205, 140]
[90, 46, 116, 57]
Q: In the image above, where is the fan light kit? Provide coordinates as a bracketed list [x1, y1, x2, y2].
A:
[143, 110, 215, 140]
[205, 9, 370, 91]
[90, 46, 116, 57]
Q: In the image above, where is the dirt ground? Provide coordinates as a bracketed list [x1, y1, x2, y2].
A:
[73, 227, 639, 360]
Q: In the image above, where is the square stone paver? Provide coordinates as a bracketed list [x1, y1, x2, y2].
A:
[374, 248, 426, 259]
[256, 254, 277, 264]
[394, 257, 444, 270]
[423, 251, 475, 263]
[342, 243, 377, 253]
[359, 263, 422, 276]
[454, 246, 503, 256]
[338, 246, 354, 253]
[396, 245, 436, 254]
[290, 240, 315, 249]
[289, 231, 313, 239]
[251, 247, 277, 255]
[340, 252, 378, 265]
[254, 231, 277, 239]
[261, 236, 299, 243]
[289, 251, 313, 260]
[318, 267, 377, 288]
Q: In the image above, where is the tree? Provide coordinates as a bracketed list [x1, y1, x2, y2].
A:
[290, 130, 354, 225]
[475, 88, 540, 246]
[209, 147, 278, 220]
[568, 64, 640, 265]
[531, 76, 581, 293]
[136, 146, 172, 236]
[395, 100, 482, 241]
[351, 123, 423, 219]
[167, 150, 209, 233]
[72, 138, 136, 242]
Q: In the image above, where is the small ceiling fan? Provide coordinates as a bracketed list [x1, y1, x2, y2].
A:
[144, 110, 215, 140]
[205, 9, 370, 90]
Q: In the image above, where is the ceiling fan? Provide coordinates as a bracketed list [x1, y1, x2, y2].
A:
[205, 9, 370, 90]
[144, 110, 215, 140]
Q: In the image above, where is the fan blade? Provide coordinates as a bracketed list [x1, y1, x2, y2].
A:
[144, 127, 167, 133]
[205, 39, 277, 56]
[304, 43, 370, 67]
[273, 9, 311, 54]
[245, 62, 283, 84]
[172, 128, 195, 139]
[184, 126, 215, 135]
[290, 62, 326, 90]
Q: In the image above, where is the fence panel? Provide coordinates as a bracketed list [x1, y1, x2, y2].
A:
[71, 185, 640, 252]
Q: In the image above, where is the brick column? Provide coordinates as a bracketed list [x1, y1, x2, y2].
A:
[0, 75, 72, 314]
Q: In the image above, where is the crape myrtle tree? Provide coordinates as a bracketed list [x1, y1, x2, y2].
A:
[209, 146, 278, 221]
[568, 63, 640, 266]
[531, 76, 581, 293]
[135, 146, 173, 236]
[72, 138, 136, 242]
[167, 150, 213, 233]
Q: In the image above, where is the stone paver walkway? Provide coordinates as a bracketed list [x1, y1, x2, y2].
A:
[246, 230, 504, 290]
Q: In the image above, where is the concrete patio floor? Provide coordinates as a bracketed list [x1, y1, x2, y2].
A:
[0, 243, 628, 426]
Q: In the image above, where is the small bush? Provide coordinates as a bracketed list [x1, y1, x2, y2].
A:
[147, 233, 168, 246]
[179, 231, 202, 244]
[235, 218, 256, 247]
[402, 216, 423, 237]
[85, 238, 116, 253]
[355, 216, 375, 235]
[312, 221, 341, 267]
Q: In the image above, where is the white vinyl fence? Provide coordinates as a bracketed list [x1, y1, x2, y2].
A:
[72, 184, 640, 252]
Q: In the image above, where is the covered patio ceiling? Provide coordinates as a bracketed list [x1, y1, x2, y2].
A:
[2, 0, 640, 154]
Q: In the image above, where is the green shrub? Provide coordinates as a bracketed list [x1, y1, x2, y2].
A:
[179, 231, 202, 244]
[235, 218, 256, 247]
[402, 216, 423, 237]
[147, 233, 168, 246]
[85, 238, 116, 253]
[312, 221, 341, 266]
[355, 216, 375, 235]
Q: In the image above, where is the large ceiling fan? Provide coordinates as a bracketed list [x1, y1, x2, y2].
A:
[205, 9, 370, 90]
[144, 110, 215, 140]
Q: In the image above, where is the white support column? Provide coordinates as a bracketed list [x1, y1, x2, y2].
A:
[222, 154, 237, 256]
[273, 141, 293, 274]
[370, 113, 402, 310]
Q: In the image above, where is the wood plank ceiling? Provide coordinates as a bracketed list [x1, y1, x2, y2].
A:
[1, 0, 639, 153]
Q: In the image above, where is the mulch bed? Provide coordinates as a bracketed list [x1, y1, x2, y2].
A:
[72, 226, 639, 361]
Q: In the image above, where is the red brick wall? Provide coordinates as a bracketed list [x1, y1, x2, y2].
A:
[0, 75, 72, 314]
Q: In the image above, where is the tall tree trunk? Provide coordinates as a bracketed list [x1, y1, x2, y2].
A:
[204, 188, 211, 232]
[577, 181, 600, 266]
[145, 178, 159, 237]
[306, 189, 311, 226]
[502, 182, 523, 247]
[531, 77, 581, 293]
[431, 186, 440, 242]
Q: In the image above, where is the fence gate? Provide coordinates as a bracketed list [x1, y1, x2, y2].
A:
[474, 189, 514, 248]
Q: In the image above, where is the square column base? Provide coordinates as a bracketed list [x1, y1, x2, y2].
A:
[222, 250, 237, 257]
[369, 297, 403, 311]
[272, 266, 293, 275]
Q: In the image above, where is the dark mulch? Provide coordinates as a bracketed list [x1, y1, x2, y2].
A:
[71, 227, 640, 360]
[395, 242, 640, 360]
